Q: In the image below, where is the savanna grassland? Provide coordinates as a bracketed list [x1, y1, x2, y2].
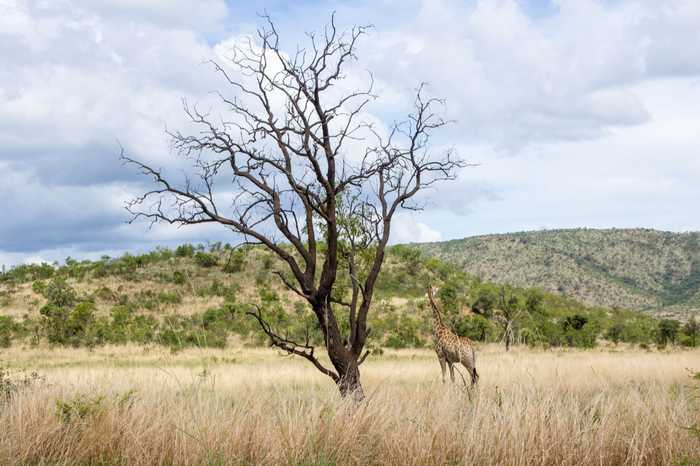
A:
[2, 242, 699, 465]
[1, 345, 699, 465]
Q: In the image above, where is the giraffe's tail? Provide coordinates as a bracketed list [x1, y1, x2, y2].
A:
[471, 347, 479, 385]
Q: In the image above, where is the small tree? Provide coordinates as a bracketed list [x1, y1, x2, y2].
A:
[684, 317, 699, 347]
[657, 319, 680, 347]
[124, 15, 463, 397]
[605, 322, 624, 345]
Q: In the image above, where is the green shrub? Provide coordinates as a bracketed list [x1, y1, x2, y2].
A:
[40, 304, 70, 344]
[255, 270, 268, 286]
[682, 318, 698, 347]
[223, 250, 246, 273]
[158, 291, 182, 305]
[657, 319, 681, 347]
[94, 286, 117, 302]
[173, 270, 187, 285]
[132, 290, 159, 311]
[0, 290, 10, 308]
[454, 315, 494, 342]
[107, 305, 158, 344]
[0, 263, 55, 284]
[92, 262, 109, 278]
[31, 280, 47, 295]
[55, 394, 106, 423]
[199, 280, 237, 301]
[195, 252, 218, 268]
[66, 302, 98, 346]
[42, 277, 77, 308]
[0, 316, 15, 347]
[157, 315, 220, 349]
[175, 244, 195, 257]
[262, 254, 273, 270]
[40, 301, 99, 346]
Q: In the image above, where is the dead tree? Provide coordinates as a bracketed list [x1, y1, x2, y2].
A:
[123, 14, 464, 398]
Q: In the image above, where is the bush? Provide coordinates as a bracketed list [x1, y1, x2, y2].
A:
[454, 315, 494, 342]
[158, 315, 229, 349]
[657, 319, 681, 347]
[40, 305, 70, 344]
[55, 394, 106, 423]
[31, 280, 47, 295]
[55, 390, 136, 424]
[40, 301, 99, 346]
[173, 270, 187, 285]
[158, 291, 182, 305]
[199, 280, 237, 301]
[175, 244, 195, 257]
[255, 270, 268, 286]
[262, 254, 273, 270]
[94, 286, 117, 303]
[0, 316, 15, 347]
[223, 250, 246, 273]
[195, 252, 218, 268]
[0, 263, 55, 284]
[107, 305, 158, 345]
[42, 277, 77, 308]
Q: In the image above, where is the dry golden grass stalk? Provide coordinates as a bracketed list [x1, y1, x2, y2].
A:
[0, 346, 698, 465]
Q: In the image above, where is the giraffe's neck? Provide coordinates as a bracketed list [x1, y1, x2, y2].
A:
[432, 305, 445, 335]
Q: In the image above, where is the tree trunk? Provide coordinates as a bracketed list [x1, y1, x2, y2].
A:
[327, 342, 365, 400]
[337, 360, 364, 400]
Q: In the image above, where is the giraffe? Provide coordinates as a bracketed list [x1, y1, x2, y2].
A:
[427, 285, 479, 386]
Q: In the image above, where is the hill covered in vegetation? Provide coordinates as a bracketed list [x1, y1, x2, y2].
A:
[415, 228, 700, 318]
[0, 241, 697, 351]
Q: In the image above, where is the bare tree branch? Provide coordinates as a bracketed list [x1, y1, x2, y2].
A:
[247, 306, 339, 382]
[123, 14, 466, 397]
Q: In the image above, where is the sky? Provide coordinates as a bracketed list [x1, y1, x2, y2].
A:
[1, 0, 700, 267]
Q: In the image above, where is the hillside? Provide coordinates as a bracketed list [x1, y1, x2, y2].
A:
[1, 242, 688, 350]
[415, 228, 700, 318]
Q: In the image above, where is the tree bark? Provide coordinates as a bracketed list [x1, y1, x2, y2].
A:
[318, 302, 365, 399]
[333, 351, 364, 400]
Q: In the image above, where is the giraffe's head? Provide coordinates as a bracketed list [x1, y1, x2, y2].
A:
[426, 284, 444, 323]
[427, 284, 440, 299]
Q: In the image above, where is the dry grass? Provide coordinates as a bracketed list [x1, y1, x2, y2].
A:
[1, 345, 699, 465]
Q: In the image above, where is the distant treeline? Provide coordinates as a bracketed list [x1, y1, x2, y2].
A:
[0, 243, 697, 350]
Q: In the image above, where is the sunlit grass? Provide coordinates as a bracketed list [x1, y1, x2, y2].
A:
[1, 345, 698, 465]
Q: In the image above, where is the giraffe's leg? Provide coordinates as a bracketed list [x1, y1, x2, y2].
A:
[463, 361, 479, 386]
[462, 349, 479, 387]
[448, 362, 455, 383]
[438, 355, 447, 383]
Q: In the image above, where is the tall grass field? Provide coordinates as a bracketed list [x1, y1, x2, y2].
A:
[1, 345, 698, 465]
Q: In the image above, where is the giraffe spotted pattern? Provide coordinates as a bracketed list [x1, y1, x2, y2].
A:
[428, 286, 479, 386]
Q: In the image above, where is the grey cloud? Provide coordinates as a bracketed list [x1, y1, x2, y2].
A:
[2, 0, 700, 265]
[2, 145, 131, 187]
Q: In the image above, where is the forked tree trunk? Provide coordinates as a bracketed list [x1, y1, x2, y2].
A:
[326, 337, 365, 400]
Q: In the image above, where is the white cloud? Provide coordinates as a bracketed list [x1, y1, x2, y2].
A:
[2, 0, 700, 266]
[390, 215, 442, 244]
